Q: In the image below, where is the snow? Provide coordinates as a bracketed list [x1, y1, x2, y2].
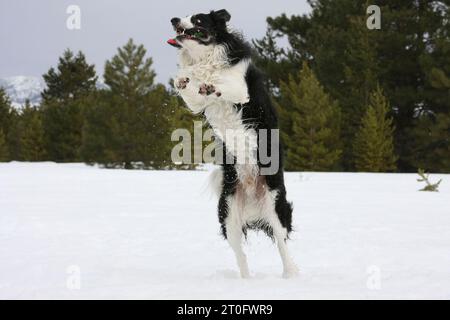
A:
[0, 76, 45, 109]
[0, 162, 449, 299]
[0, 76, 108, 109]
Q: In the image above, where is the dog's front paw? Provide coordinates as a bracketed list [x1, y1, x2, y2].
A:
[199, 83, 221, 97]
[238, 95, 250, 105]
[176, 77, 190, 90]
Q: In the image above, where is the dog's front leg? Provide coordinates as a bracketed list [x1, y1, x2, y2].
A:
[213, 73, 250, 105]
[195, 61, 251, 104]
[197, 76, 249, 105]
[175, 75, 209, 113]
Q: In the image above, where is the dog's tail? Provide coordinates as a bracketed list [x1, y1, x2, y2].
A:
[207, 167, 223, 198]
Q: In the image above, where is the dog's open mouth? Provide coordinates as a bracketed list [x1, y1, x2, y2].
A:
[167, 27, 210, 48]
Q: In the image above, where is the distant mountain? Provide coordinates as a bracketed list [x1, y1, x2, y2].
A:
[0, 76, 46, 109]
[0, 76, 109, 109]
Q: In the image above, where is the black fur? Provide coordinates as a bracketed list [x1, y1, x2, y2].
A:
[172, 10, 293, 241]
[210, 13, 292, 240]
[172, 10, 252, 65]
[219, 64, 292, 238]
[192, 11, 252, 65]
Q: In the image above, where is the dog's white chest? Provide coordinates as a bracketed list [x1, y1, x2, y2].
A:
[204, 103, 259, 182]
[182, 65, 221, 85]
[175, 51, 256, 180]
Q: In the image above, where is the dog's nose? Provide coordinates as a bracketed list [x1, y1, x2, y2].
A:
[171, 17, 180, 26]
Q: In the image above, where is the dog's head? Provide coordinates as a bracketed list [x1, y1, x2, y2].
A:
[168, 10, 231, 54]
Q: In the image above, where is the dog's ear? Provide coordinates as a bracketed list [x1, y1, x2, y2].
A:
[211, 9, 231, 23]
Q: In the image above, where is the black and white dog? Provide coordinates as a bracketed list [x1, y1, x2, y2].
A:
[169, 9, 298, 278]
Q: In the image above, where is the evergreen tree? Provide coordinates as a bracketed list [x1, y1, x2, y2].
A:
[408, 112, 450, 173]
[0, 129, 9, 161]
[276, 62, 341, 171]
[406, 24, 450, 173]
[42, 99, 85, 161]
[82, 39, 173, 169]
[255, 0, 450, 172]
[6, 109, 21, 160]
[341, 13, 380, 168]
[41, 49, 97, 161]
[353, 86, 397, 172]
[42, 50, 97, 103]
[103, 39, 156, 98]
[253, 30, 296, 93]
[0, 88, 17, 160]
[18, 101, 46, 161]
[81, 90, 123, 167]
[0, 88, 12, 132]
[255, 1, 376, 168]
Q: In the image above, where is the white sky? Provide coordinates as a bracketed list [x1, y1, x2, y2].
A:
[0, 0, 311, 84]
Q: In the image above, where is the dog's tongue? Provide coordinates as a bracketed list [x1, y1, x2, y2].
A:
[167, 38, 181, 48]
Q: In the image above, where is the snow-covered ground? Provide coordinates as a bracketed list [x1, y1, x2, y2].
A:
[0, 162, 449, 299]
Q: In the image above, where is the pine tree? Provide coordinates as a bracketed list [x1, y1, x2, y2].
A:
[42, 50, 97, 103]
[341, 13, 380, 169]
[0, 129, 9, 161]
[276, 62, 341, 171]
[18, 101, 46, 161]
[6, 110, 21, 160]
[82, 39, 173, 169]
[103, 39, 156, 98]
[41, 49, 97, 161]
[406, 31, 450, 173]
[409, 111, 450, 173]
[0, 88, 12, 131]
[253, 30, 297, 93]
[0, 88, 16, 160]
[255, 0, 450, 172]
[353, 86, 397, 172]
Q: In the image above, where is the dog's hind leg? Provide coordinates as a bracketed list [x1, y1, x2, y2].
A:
[264, 190, 298, 278]
[227, 220, 250, 278]
[273, 223, 298, 278]
[223, 193, 250, 279]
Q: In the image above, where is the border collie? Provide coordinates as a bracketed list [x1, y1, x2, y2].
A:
[168, 9, 298, 278]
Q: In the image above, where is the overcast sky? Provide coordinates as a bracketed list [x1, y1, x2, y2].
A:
[0, 0, 311, 84]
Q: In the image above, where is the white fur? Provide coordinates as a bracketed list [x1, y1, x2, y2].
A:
[176, 45, 250, 106]
[203, 102, 258, 179]
[225, 194, 251, 278]
[179, 15, 194, 29]
[174, 38, 297, 278]
[261, 190, 299, 278]
[176, 44, 256, 182]
[224, 184, 298, 278]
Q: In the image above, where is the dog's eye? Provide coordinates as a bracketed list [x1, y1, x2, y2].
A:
[194, 31, 205, 38]
[196, 19, 201, 24]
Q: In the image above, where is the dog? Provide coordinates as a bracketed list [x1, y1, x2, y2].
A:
[169, 9, 298, 278]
